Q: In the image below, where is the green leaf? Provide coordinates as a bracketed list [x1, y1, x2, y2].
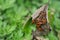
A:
[0, 0, 15, 10]
[48, 31, 58, 40]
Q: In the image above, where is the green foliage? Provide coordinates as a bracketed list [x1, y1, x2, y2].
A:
[0, 0, 60, 40]
[48, 31, 58, 40]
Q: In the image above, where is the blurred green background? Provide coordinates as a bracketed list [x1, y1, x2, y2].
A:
[0, 0, 60, 40]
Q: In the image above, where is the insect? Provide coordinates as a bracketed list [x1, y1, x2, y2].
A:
[32, 0, 51, 40]
[32, 3, 51, 38]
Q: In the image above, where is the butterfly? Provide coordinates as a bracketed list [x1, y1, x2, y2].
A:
[32, 3, 51, 36]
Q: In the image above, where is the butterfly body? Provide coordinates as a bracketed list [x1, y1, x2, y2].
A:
[32, 10, 48, 31]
